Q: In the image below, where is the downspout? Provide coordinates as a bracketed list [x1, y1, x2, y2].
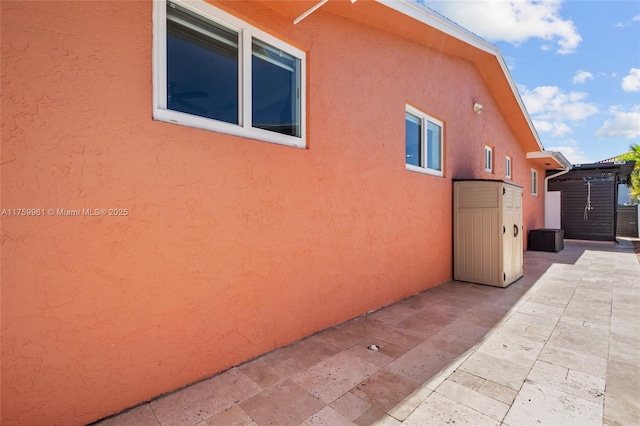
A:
[613, 171, 621, 243]
[544, 167, 571, 228]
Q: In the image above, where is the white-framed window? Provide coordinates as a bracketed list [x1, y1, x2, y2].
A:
[531, 169, 538, 196]
[505, 156, 512, 179]
[405, 105, 443, 176]
[484, 145, 493, 173]
[153, 0, 306, 148]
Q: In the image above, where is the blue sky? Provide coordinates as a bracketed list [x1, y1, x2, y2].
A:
[422, 0, 640, 164]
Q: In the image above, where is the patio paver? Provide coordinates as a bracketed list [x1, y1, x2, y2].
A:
[93, 239, 640, 426]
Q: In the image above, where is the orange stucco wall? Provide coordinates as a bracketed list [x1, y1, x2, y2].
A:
[1, 1, 545, 424]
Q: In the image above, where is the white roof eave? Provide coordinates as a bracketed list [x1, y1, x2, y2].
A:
[374, 0, 546, 152]
[527, 151, 573, 170]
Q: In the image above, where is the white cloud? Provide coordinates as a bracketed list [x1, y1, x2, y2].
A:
[595, 106, 640, 139]
[572, 70, 593, 85]
[521, 85, 598, 141]
[424, 0, 582, 54]
[614, 14, 640, 27]
[534, 120, 553, 132]
[503, 55, 516, 70]
[599, 71, 618, 78]
[533, 120, 572, 137]
[545, 143, 592, 164]
[621, 68, 640, 92]
[521, 85, 598, 121]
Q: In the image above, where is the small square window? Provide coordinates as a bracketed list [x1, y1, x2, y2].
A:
[531, 169, 538, 196]
[505, 156, 512, 179]
[405, 105, 443, 176]
[484, 146, 493, 173]
[154, 0, 306, 148]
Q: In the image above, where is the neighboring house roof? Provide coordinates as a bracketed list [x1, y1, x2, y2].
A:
[553, 161, 636, 180]
[260, 0, 570, 171]
[598, 152, 632, 163]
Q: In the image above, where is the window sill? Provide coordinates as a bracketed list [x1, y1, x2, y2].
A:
[406, 164, 444, 177]
[153, 108, 306, 149]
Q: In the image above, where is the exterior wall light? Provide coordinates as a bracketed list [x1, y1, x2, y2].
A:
[473, 102, 483, 114]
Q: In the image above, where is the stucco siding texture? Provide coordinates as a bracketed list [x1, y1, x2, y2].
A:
[0, 1, 545, 424]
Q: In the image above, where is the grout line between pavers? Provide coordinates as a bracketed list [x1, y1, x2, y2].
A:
[148, 403, 161, 426]
[375, 291, 523, 424]
[420, 269, 580, 424]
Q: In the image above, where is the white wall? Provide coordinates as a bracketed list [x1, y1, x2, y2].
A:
[545, 191, 562, 229]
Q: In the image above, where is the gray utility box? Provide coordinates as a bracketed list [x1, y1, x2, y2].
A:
[529, 229, 564, 252]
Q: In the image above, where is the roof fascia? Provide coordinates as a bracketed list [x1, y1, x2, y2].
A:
[527, 151, 572, 170]
[374, 0, 495, 53]
[375, 0, 545, 152]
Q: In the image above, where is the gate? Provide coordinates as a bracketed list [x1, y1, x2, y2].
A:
[617, 205, 639, 238]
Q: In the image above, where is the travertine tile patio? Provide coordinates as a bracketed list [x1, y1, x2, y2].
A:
[94, 239, 640, 426]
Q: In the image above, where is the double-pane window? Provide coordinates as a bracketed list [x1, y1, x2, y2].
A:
[405, 106, 443, 176]
[155, 1, 306, 147]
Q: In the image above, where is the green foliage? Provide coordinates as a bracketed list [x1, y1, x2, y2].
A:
[618, 143, 640, 203]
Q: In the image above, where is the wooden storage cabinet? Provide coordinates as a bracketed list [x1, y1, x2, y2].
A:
[453, 180, 524, 287]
